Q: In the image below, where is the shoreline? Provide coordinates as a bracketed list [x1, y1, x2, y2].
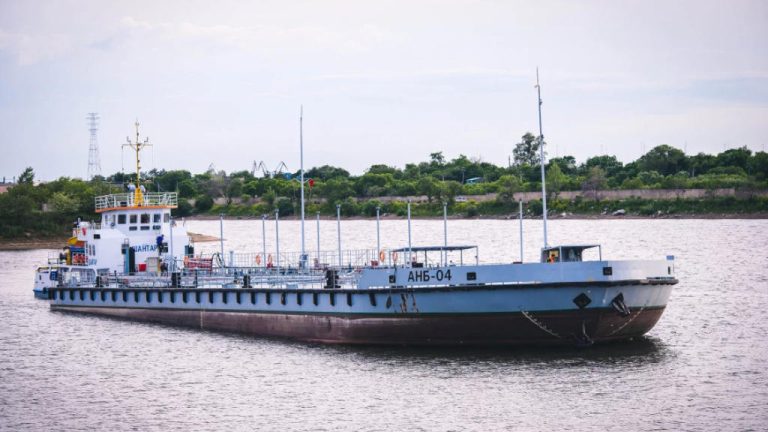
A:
[2, 213, 765, 251]
[184, 212, 768, 221]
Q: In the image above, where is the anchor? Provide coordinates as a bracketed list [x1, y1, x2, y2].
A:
[611, 293, 632, 317]
[574, 320, 594, 347]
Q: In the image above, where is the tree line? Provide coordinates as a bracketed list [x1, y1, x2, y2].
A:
[1, 135, 766, 238]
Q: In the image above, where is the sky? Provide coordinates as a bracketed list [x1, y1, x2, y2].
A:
[0, 0, 766, 181]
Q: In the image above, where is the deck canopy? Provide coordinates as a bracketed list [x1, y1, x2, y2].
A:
[391, 245, 476, 253]
[389, 245, 478, 267]
[541, 244, 602, 263]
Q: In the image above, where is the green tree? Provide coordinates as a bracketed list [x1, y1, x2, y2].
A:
[582, 155, 623, 178]
[513, 132, 541, 166]
[495, 175, 522, 204]
[441, 180, 464, 204]
[18, 167, 34, 184]
[305, 165, 350, 180]
[417, 177, 440, 202]
[48, 192, 79, 215]
[549, 156, 577, 176]
[194, 195, 214, 212]
[717, 147, 752, 173]
[749, 151, 768, 180]
[275, 197, 294, 216]
[581, 167, 607, 199]
[546, 163, 567, 198]
[638, 145, 687, 176]
[225, 178, 243, 204]
[430, 152, 445, 166]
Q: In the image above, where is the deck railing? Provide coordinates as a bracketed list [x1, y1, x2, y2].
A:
[95, 192, 178, 211]
[201, 248, 384, 270]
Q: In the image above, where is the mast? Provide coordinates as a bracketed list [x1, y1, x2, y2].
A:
[123, 120, 151, 205]
[299, 106, 306, 268]
[536, 68, 549, 247]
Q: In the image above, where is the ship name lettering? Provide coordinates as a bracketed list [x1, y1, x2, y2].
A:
[407, 269, 452, 283]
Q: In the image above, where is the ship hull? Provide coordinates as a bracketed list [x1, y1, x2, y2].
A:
[49, 279, 674, 346]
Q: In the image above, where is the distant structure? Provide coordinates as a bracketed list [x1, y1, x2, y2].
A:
[87, 113, 102, 180]
[250, 160, 289, 178]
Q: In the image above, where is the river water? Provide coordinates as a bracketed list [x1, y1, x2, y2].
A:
[1, 219, 766, 431]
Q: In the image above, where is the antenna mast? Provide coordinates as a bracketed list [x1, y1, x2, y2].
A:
[299, 106, 307, 269]
[123, 120, 152, 204]
[87, 113, 101, 180]
[536, 68, 549, 247]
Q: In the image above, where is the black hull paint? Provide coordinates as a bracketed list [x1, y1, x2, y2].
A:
[51, 305, 666, 346]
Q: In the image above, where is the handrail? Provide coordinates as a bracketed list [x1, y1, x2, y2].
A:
[95, 192, 178, 212]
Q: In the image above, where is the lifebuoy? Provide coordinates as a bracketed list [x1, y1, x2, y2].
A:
[379, 250, 386, 262]
[255, 255, 262, 265]
[392, 251, 398, 262]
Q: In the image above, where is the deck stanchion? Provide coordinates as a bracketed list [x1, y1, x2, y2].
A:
[376, 206, 381, 264]
[219, 213, 225, 269]
[519, 200, 524, 263]
[261, 214, 267, 269]
[443, 202, 448, 266]
[316, 212, 321, 267]
[169, 215, 175, 272]
[407, 201, 412, 265]
[275, 209, 280, 272]
[336, 204, 342, 267]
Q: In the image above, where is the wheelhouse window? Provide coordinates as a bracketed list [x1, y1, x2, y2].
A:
[140, 213, 150, 224]
[129, 214, 137, 224]
[117, 214, 126, 224]
[153, 213, 161, 223]
[163, 213, 170, 223]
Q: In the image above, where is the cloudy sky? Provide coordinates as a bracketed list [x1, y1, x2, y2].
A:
[1, 0, 766, 181]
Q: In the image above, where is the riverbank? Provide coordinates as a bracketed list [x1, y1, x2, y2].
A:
[4, 212, 766, 251]
[0, 232, 220, 251]
[186, 212, 768, 221]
